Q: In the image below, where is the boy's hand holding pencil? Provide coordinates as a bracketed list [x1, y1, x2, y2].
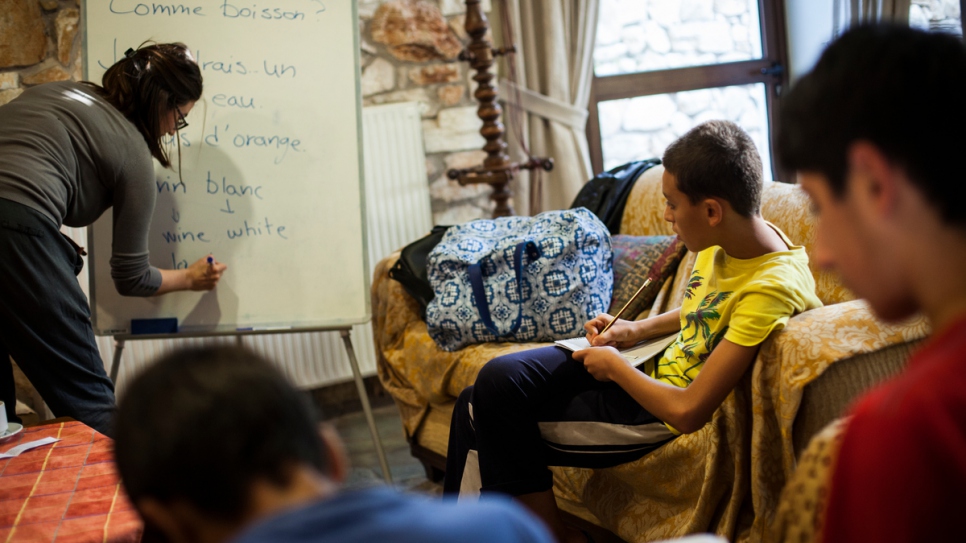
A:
[585, 278, 651, 348]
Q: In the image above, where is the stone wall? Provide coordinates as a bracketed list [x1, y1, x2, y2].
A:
[0, 0, 497, 224]
[361, 0, 497, 223]
[594, 0, 762, 76]
[0, 0, 81, 105]
[909, 0, 962, 35]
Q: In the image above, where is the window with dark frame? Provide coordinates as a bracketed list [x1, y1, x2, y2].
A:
[586, 0, 791, 182]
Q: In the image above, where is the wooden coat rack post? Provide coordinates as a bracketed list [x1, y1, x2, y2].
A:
[447, 0, 553, 217]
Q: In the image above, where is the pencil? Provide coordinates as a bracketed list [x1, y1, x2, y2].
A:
[599, 277, 652, 336]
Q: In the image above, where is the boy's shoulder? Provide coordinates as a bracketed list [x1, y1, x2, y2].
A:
[692, 238, 820, 313]
[697, 243, 811, 284]
[232, 488, 554, 543]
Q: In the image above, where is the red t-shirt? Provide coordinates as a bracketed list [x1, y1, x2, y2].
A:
[822, 315, 966, 542]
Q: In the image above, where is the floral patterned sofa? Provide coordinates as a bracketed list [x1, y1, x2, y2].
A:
[371, 165, 928, 542]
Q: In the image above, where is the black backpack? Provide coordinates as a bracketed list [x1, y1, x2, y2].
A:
[387, 225, 451, 318]
[570, 158, 661, 234]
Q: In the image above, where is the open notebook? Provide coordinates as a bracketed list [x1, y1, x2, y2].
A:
[555, 332, 678, 367]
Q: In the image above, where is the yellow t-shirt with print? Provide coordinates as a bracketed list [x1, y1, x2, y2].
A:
[650, 223, 822, 393]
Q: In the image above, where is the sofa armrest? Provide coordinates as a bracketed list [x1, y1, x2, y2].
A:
[793, 340, 919, 455]
[747, 299, 929, 537]
[770, 417, 849, 543]
[372, 252, 430, 434]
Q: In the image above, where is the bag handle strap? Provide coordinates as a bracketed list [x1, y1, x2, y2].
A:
[467, 241, 539, 337]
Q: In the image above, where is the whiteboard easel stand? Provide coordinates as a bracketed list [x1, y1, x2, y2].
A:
[108, 327, 392, 483]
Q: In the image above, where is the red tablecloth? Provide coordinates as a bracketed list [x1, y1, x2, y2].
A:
[0, 421, 142, 542]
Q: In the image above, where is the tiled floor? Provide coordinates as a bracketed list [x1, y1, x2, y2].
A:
[330, 404, 442, 495]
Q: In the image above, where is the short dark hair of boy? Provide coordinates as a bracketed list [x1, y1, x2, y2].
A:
[778, 25, 966, 229]
[662, 120, 764, 217]
[114, 346, 327, 521]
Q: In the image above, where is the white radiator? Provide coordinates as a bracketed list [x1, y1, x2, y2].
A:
[62, 101, 431, 391]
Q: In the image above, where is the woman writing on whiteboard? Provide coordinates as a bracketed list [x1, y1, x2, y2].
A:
[0, 43, 227, 435]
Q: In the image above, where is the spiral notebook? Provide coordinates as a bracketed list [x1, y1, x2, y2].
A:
[554, 332, 678, 367]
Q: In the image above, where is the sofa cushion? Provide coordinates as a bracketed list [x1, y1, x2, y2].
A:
[609, 235, 688, 318]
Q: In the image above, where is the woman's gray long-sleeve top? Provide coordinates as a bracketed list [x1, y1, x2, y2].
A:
[0, 81, 162, 296]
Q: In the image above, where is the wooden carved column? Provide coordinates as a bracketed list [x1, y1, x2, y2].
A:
[446, 0, 553, 217]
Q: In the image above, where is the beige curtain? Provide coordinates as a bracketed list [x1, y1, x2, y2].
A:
[834, 0, 911, 35]
[497, 0, 599, 215]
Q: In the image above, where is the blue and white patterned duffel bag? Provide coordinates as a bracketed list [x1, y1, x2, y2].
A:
[425, 207, 613, 351]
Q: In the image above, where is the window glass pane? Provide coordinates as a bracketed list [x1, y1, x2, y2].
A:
[598, 83, 773, 180]
[594, 0, 764, 76]
[909, 1, 963, 37]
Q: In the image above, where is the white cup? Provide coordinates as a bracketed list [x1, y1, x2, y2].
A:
[0, 400, 8, 434]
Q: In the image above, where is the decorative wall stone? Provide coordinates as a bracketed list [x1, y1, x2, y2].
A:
[437, 84, 464, 105]
[396, 66, 411, 89]
[439, 0, 492, 16]
[595, 0, 760, 75]
[436, 149, 496, 223]
[910, 0, 962, 33]
[433, 202, 493, 225]
[715, 0, 749, 17]
[644, 21, 671, 54]
[623, 94, 676, 131]
[680, 0, 715, 21]
[448, 16, 469, 41]
[361, 57, 396, 96]
[444, 149, 488, 171]
[0, 0, 48, 69]
[676, 88, 713, 115]
[649, 0, 682, 27]
[358, 1, 382, 19]
[410, 64, 460, 85]
[365, 87, 439, 118]
[0, 73, 19, 90]
[944, 0, 961, 19]
[696, 21, 734, 53]
[422, 106, 486, 153]
[56, 9, 80, 66]
[0, 88, 24, 106]
[430, 171, 489, 202]
[426, 157, 440, 179]
[22, 63, 70, 85]
[371, 0, 462, 61]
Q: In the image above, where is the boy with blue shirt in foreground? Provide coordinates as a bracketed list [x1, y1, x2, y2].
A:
[113, 346, 552, 543]
[445, 120, 822, 543]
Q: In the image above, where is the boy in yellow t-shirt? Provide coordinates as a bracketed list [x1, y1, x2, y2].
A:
[444, 120, 822, 543]
[643, 223, 819, 434]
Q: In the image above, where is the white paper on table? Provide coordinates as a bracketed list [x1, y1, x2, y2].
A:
[0, 437, 60, 459]
[555, 332, 677, 367]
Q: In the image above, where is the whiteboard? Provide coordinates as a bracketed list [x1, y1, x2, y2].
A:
[84, 1, 368, 335]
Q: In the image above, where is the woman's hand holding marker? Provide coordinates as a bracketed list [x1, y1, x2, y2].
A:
[187, 254, 227, 291]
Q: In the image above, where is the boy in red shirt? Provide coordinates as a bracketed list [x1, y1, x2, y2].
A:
[778, 25, 966, 542]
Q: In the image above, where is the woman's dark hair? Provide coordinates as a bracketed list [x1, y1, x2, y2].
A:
[662, 120, 763, 217]
[778, 25, 966, 229]
[94, 42, 202, 168]
[114, 346, 327, 520]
